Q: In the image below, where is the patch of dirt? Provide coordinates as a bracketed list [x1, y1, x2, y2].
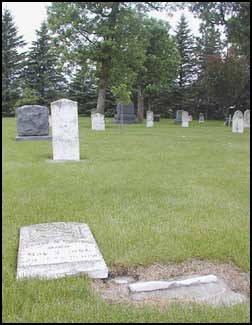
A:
[91, 258, 250, 309]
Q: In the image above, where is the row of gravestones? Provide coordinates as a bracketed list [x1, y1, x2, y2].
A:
[175, 110, 204, 125]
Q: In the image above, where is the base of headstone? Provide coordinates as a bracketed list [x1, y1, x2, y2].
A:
[46, 159, 87, 163]
[15, 135, 52, 141]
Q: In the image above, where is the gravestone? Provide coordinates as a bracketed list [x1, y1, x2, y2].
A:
[91, 112, 105, 131]
[174, 110, 183, 124]
[153, 114, 160, 122]
[49, 115, 52, 127]
[188, 115, 193, 122]
[244, 109, 250, 128]
[199, 113, 205, 123]
[232, 110, 244, 133]
[51, 98, 80, 161]
[182, 111, 189, 127]
[146, 111, 154, 128]
[16, 222, 108, 279]
[224, 114, 232, 127]
[113, 103, 137, 124]
[15, 105, 51, 141]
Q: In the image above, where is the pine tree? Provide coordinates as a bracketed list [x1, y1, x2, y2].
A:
[2, 8, 26, 116]
[175, 14, 195, 88]
[24, 21, 66, 107]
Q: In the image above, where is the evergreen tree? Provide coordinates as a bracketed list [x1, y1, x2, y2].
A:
[24, 21, 66, 107]
[175, 14, 195, 88]
[2, 8, 26, 116]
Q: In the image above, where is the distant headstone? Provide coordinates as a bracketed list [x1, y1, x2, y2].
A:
[51, 98, 80, 161]
[146, 111, 154, 128]
[232, 110, 244, 133]
[153, 114, 160, 122]
[244, 109, 250, 128]
[224, 114, 232, 127]
[188, 115, 193, 121]
[199, 113, 205, 123]
[182, 111, 189, 127]
[174, 110, 183, 124]
[15, 105, 51, 141]
[91, 112, 105, 131]
[113, 103, 137, 124]
[16, 222, 108, 279]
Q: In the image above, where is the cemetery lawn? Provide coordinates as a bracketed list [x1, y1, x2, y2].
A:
[2, 117, 250, 323]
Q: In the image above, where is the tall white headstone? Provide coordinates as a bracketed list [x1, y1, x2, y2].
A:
[232, 110, 244, 133]
[91, 112, 105, 131]
[51, 98, 80, 160]
[146, 111, 154, 128]
[244, 109, 250, 128]
[182, 111, 189, 127]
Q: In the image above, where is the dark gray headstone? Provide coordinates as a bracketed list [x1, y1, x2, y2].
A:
[113, 103, 137, 124]
[16, 105, 49, 136]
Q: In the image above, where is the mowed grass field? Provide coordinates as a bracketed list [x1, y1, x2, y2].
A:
[2, 117, 250, 323]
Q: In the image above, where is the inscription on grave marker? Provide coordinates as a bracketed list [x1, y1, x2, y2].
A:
[17, 222, 108, 279]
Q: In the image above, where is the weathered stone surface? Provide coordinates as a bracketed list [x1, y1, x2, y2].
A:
[146, 111, 154, 128]
[16, 105, 49, 136]
[129, 275, 217, 292]
[244, 109, 250, 128]
[114, 103, 137, 124]
[16, 135, 52, 141]
[182, 111, 189, 127]
[17, 222, 108, 280]
[174, 110, 183, 124]
[110, 276, 135, 284]
[91, 113, 105, 131]
[129, 275, 247, 306]
[51, 98, 80, 161]
[232, 110, 244, 133]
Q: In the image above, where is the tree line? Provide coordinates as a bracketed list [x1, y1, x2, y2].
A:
[2, 2, 250, 120]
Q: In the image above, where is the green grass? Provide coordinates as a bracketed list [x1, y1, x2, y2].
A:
[2, 117, 250, 323]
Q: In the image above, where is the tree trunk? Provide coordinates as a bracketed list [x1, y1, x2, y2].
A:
[95, 3, 120, 115]
[137, 83, 144, 122]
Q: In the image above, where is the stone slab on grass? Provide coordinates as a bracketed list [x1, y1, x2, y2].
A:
[17, 222, 108, 280]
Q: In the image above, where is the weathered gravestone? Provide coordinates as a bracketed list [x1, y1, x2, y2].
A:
[91, 112, 105, 131]
[113, 103, 137, 124]
[146, 111, 154, 128]
[51, 98, 80, 161]
[15, 105, 51, 141]
[188, 115, 193, 122]
[174, 110, 183, 124]
[244, 109, 250, 128]
[232, 110, 244, 133]
[16, 222, 108, 279]
[199, 113, 205, 123]
[182, 111, 189, 128]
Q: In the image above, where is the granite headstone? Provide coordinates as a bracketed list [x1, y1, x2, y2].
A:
[15, 105, 51, 141]
[91, 112, 105, 131]
[182, 111, 189, 127]
[113, 103, 137, 124]
[146, 111, 154, 128]
[244, 109, 250, 128]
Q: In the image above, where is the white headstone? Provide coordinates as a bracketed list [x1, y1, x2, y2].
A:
[182, 111, 189, 127]
[16, 222, 108, 279]
[199, 113, 205, 123]
[146, 111, 154, 128]
[188, 115, 193, 122]
[244, 109, 250, 128]
[91, 112, 105, 131]
[51, 98, 80, 161]
[232, 110, 244, 133]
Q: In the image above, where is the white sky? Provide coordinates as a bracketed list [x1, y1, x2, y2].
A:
[2, 2, 201, 50]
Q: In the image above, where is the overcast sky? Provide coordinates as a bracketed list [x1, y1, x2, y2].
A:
[3, 2, 201, 50]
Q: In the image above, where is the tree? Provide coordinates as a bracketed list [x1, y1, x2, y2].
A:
[188, 2, 250, 57]
[135, 17, 180, 121]
[15, 87, 39, 107]
[2, 8, 26, 116]
[47, 2, 170, 115]
[24, 21, 66, 107]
